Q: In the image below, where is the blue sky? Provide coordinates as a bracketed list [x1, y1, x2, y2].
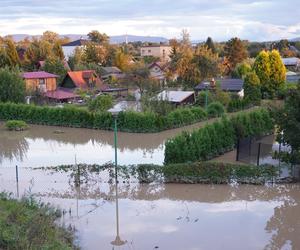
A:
[0, 0, 299, 41]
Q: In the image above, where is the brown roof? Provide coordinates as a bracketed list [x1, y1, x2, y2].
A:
[44, 88, 79, 100]
[65, 70, 108, 90]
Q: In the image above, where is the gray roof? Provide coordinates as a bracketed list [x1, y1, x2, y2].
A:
[282, 57, 300, 66]
[195, 78, 244, 92]
[62, 39, 89, 47]
[156, 90, 194, 103]
[101, 66, 122, 74]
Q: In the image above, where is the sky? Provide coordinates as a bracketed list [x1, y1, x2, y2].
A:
[0, 0, 299, 42]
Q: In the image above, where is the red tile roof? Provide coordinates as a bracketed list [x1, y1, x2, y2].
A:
[22, 71, 59, 79]
[44, 89, 79, 100]
[66, 70, 108, 90]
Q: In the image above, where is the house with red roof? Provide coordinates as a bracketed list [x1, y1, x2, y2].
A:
[61, 70, 107, 91]
[22, 71, 59, 93]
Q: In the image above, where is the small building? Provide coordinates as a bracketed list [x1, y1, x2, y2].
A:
[141, 45, 172, 62]
[282, 57, 300, 71]
[100, 66, 126, 82]
[44, 88, 79, 103]
[61, 70, 107, 91]
[195, 78, 244, 97]
[22, 71, 58, 93]
[62, 38, 89, 60]
[148, 62, 168, 84]
[155, 90, 195, 106]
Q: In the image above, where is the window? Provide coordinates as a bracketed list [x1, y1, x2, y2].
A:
[148, 49, 151, 53]
[39, 78, 45, 85]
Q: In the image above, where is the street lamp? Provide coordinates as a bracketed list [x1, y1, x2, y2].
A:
[108, 107, 122, 180]
[108, 107, 127, 248]
[203, 82, 210, 109]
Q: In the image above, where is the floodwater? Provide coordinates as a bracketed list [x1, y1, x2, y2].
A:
[0, 120, 218, 167]
[0, 167, 299, 250]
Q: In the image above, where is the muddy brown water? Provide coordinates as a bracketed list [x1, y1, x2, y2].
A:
[0, 120, 219, 167]
[1, 120, 299, 249]
[0, 167, 299, 250]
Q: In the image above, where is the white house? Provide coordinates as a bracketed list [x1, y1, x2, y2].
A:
[62, 39, 88, 60]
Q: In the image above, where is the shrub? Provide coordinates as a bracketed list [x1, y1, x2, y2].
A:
[5, 120, 28, 131]
[88, 94, 113, 112]
[164, 108, 274, 164]
[227, 98, 252, 112]
[207, 102, 225, 117]
[0, 193, 75, 249]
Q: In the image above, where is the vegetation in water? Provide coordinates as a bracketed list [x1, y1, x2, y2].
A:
[5, 120, 28, 131]
[0, 192, 77, 250]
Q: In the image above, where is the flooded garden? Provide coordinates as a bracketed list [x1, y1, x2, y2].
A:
[0, 123, 300, 249]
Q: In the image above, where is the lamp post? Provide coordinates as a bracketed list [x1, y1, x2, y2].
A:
[203, 82, 210, 109]
[108, 107, 126, 248]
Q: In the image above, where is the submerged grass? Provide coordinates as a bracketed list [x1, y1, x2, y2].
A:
[0, 193, 77, 250]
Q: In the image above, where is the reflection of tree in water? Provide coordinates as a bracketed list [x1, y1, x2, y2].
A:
[0, 131, 29, 163]
[265, 186, 300, 250]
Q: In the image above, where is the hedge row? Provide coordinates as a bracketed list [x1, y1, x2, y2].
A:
[164, 108, 274, 164]
[0, 102, 209, 132]
[227, 98, 252, 112]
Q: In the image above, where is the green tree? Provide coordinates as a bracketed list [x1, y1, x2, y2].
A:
[205, 37, 216, 54]
[244, 72, 261, 104]
[275, 85, 300, 164]
[0, 48, 10, 68]
[233, 61, 252, 79]
[0, 68, 25, 103]
[253, 50, 270, 94]
[224, 37, 248, 73]
[53, 41, 64, 60]
[5, 39, 20, 67]
[43, 58, 67, 85]
[88, 94, 113, 112]
[83, 42, 108, 65]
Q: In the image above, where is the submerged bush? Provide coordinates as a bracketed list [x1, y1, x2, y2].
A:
[5, 120, 28, 131]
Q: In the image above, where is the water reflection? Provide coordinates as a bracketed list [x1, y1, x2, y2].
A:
[0, 120, 210, 166]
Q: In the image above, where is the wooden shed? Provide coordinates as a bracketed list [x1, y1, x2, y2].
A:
[22, 71, 58, 93]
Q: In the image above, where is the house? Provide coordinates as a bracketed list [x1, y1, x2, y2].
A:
[61, 70, 107, 91]
[148, 62, 168, 84]
[282, 57, 300, 71]
[22, 71, 59, 93]
[140, 45, 172, 62]
[155, 90, 195, 106]
[286, 71, 300, 83]
[62, 38, 89, 60]
[100, 66, 126, 82]
[195, 78, 244, 97]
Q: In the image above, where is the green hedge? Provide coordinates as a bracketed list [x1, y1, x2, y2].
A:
[0, 102, 208, 133]
[227, 98, 252, 112]
[164, 108, 274, 164]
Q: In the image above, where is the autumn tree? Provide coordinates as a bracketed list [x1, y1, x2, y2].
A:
[53, 41, 64, 60]
[83, 42, 108, 65]
[87, 30, 109, 44]
[41, 31, 59, 44]
[43, 58, 67, 85]
[114, 48, 132, 71]
[224, 37, 248, 73]
[193, 45, 219, 81]
[253, 50, 285, 97]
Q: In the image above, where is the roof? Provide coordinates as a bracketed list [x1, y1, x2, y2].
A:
[101, 66, 122, 74]
[286, 71, 298, 76]
[64, 70, 108, 90]
[148, 61, 169, 71]
[22, 71, 59, 79]
[62, 39, 89, 47]
[141, 45, 171, 48]
[44, 88, 79, 100]
[156, 90, 195, 103]
[195, 78, 244, 92]
[282, 57, 300, 66]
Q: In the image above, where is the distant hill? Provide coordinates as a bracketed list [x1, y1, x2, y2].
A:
[290, 37, 300, 42]
[6, 34, 169, 44]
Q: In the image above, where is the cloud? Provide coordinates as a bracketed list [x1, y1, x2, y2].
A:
[0, 0, 299, 41]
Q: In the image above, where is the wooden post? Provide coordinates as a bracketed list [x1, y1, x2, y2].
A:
[236, 139, 240, 161]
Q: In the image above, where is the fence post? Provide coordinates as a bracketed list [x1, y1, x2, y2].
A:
[236, 139, 240, 161]
[15, 165, 19, 183]
[257, 143, 261, 166]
